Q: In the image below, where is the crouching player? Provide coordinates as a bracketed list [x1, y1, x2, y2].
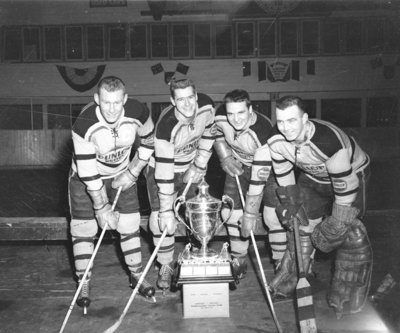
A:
[69, 76, 155, 312]
[145, 78, 216, 293]
[214, 89, 286, 282]
[268, 95, 372, 318]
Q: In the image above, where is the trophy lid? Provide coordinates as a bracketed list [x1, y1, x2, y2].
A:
[185, 178, 222, 211]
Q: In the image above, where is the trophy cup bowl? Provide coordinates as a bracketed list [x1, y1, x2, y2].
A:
[174, 179, 234, 259]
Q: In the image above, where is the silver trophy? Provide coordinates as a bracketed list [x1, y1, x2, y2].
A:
[174, 178, 234, 259]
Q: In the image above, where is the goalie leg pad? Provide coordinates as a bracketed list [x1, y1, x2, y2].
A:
[327, 220, 373, 318]
[270, 231, 314, 298]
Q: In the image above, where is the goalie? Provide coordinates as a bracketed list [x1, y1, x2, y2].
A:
[267, 95, 372, 318]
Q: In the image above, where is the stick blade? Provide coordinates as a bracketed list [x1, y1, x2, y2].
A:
[296, 277, 317, 333]
[299, 319, 318, 333]
[103, 319, 121, 333]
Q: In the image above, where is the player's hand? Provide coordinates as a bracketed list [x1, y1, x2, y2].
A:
[112, 170, 137, 191]
[95, 204, 120, 230]
[159, 210, 177, 234]
[241, 212, 257, 238]
[221, 156, 243, 177]
[183, 164, 206, 183]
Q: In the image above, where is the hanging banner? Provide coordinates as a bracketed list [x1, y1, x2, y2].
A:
[258, 61, 266, 81]
[164, 71, 175, 84]
[267, 61, 290, 82]
[176, 62, 189, 75]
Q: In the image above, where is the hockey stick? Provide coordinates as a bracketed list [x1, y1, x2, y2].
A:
[235, 175, 283, 333]
[59, 186, 123, 333]
[292, 217, 317, 333]
[103, 178, 193, 333]
[103, 229, 168, 333]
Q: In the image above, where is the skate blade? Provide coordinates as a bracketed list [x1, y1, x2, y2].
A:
[154, 289, 176, 299]
[137, 294, 157, 304]
[83, 306, 88, 315]
[271, 294, 294, 304]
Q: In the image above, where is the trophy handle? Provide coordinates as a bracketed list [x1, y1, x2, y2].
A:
[214, 194, 234, 235]
[173, 195, 194, 233]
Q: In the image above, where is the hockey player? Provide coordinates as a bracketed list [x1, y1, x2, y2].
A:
[268, 95, 372, 318]
[214, 89, 286, 282]
[145, 78, 215, 293]
[69, 76, 155, 312]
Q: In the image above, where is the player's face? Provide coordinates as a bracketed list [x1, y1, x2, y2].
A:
[171, 86, 197, 119]
[226, 101, 252, 131]
[276, 104, 308, 142]
[95, 88, 127, 124]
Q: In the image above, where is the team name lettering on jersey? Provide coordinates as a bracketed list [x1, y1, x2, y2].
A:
[99, 147, 130, 164]
[176, 138, 200, 155]
[299, 163, 329, 180]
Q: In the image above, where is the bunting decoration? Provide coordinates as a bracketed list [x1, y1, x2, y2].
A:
[56, 64, 106, 92]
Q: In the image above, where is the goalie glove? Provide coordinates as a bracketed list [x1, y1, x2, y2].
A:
[311, 203, 360, 253]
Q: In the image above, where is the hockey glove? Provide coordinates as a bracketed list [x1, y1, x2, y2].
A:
[183, 163, 206, 184]
[159, 210, 177, 235]
[241, 193, 263, 238]
[111, 170, 138, 191]
[95, 204, 120, 230]
[311, 202, 360, 253]
[276, 185, 308, 230]
[221, 156, 244, 177]
[88, 185, 119, 230]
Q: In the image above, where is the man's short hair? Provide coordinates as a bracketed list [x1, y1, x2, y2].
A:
[169, 78, 196, 98]
[224, 89, 251, 107]
[276, 95, 306, 113]
[97, 76, 126, 94]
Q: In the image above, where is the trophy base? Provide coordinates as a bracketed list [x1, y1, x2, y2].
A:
[176, 242, 233, 285]
[191, 248, 218, 259]
[177, 242, 233, 318]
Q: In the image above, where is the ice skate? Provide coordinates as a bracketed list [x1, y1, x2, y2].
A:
[231, 256, 247, 284]
[76, 276, 90, 315]
[130, 273, 156, 303]
[157, 264, 174, 296]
